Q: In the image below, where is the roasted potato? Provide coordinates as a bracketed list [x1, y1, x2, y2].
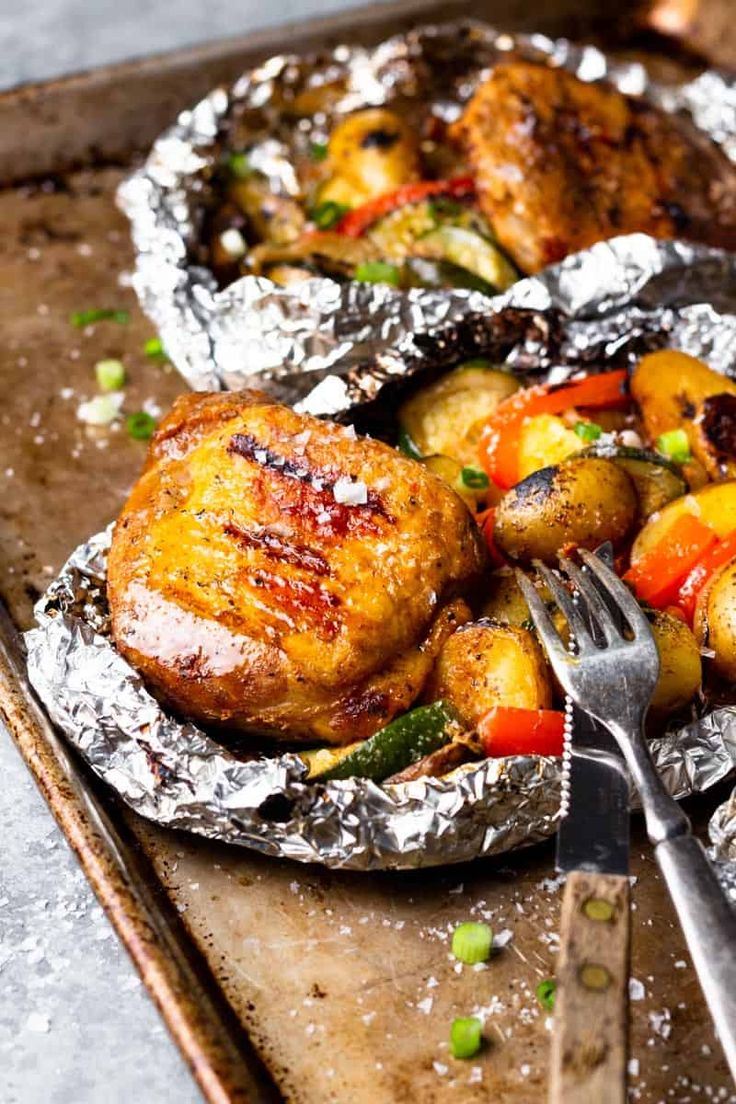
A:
[399, 363, 519, 471]
[630, 480, 736, 563]
[649, 610, 702, 716]
[320, 108, 420, 206]
[424, 619, 553, 727]
[692, 392, 736, 480]
[577, 445, 687, 523]
[631, 350, 736, 484]
[493, 457, 638, 564]
[517, 413, 581, 480]
[481, 569, 533, 625]
[421, 454, 484, 511]
[694, 556, 736, 682]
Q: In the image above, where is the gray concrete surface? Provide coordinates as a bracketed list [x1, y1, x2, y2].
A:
[0, 5, 363, 1102]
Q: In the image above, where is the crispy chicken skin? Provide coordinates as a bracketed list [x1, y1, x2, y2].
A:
[108, 392, 487, 744]
[451, 61, 736, 273]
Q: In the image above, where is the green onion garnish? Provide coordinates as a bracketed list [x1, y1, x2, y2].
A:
[95, 359, 126, 392]
[397, 430, 423, 460]
[461, 467, 490, 490]
[574, 421, 603, 442]
[354, 261, 401, 287]
[70, 308, 129, 328]
[536, 978, 557, 1011]
[309, 141, 329, 162]
[226, 152, 253, 179]
[450, 1017, 483, 1060]
[309, 201, 350, 230]
[656, 428, 691, 464]
[126, 411, 157, 440]
[451, 921, 493, 964]
[144, 337, 168, 361]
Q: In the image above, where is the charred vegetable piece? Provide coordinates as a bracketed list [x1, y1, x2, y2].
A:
[694, 556, 736, 681]
[575, 445, 687, 522]
[625, 513, 718, 608]
[399, 364, 519, 470]
[493, 457, 638, 565]
[305, 701, 462, 782]
[648, 610, 702, 717]
[230, 175, 305, 245]
[630, 480, 736, 563]
[479, 707, 565, 757]
[424, 620, 553, 727]
[385, 740, 473, 783]
[479, 370, 629, 489]
[320, 109, 421, 208]
[693, 392, 736, 479]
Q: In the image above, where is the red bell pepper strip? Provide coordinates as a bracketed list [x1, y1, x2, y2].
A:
[479, 707, 565, 758]
[676, 529, 736, 622]
[336, 176, 475, 238]
[623, 514, 718, 609]
[478, 369, 629, 490]
[475, 507, 505, 567]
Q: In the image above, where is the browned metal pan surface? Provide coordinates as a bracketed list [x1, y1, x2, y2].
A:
[1, 2, 735, 1100]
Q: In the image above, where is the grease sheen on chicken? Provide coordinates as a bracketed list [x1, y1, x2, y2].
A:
[108, 392, 487, 744]
[451, 61, 736, 273]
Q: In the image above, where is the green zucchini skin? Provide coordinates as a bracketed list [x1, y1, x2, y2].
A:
[311, 701, 461, 783]
[576, 444, 687, 520]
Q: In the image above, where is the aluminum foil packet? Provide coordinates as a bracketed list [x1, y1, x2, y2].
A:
[23, 23, 736, 870]
[117, 20, 736, 413]
[23, 233, 736, 870]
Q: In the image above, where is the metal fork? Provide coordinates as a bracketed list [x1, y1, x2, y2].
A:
[517, 550, 736, 1082]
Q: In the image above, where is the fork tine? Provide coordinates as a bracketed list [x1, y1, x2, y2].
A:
[514, 570, 572, 672]
[577, 548, 653, 639]
[532, 560, 595, 651]
[558, 555, 621, 645]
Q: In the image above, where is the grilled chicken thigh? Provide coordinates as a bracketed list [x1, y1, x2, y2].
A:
[451, 61, 736, 273]
[108, 392, 486, 744]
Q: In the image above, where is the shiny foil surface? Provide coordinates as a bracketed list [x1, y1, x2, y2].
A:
[117, 21, 736, 414]
[24, 25, 736, 869]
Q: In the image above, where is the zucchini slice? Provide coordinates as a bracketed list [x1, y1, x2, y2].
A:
[304, 701, 462, 783]
[415, 225, 518, 292]
[577, 444, 687, 521]
[421, 454, 486, 510]
[399, 363, 519, 469]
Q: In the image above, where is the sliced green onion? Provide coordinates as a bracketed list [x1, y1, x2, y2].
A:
[574, 421, 603, 442]
[354, 261, 401, 287]
[461, 467, 490, 490]
[70, 308, 129, 328]
[397, 430, 423, 460]
[309, 201, 350, 230]
[656, 428, 691, 464]
[126, 411, 157, 440]
[226, 152, 253, 179]
[450, 1017, 483, 1060]
[309, 141, 329, 162]
[144, 337, 167, 361]
[536, 978, 557, 1011]
[94, 359, 125, 392]
[451, 921, 493, 964]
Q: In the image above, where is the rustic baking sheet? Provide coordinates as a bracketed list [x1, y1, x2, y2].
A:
[1, 2, 735, 1101]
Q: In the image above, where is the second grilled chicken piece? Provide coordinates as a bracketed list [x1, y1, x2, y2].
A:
[451, 61, 736, 273]
[108, 392, 487, 744]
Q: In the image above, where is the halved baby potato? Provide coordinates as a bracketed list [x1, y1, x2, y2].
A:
[399, 363, 519, 470]
[694, 556, 736, 682]
[577, 445, 687, 523]
[319, 108, 420, 206]
[648, 610, 702, 717]
[424, 619, 553, 727]
[493, 457, 638, 565]
[630, 480, 736, 563]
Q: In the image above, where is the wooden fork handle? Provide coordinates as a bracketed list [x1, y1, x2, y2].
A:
[549, 871, 630, 1104]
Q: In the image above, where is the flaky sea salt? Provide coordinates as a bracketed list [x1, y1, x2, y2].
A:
[333, 478, 368, 505]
